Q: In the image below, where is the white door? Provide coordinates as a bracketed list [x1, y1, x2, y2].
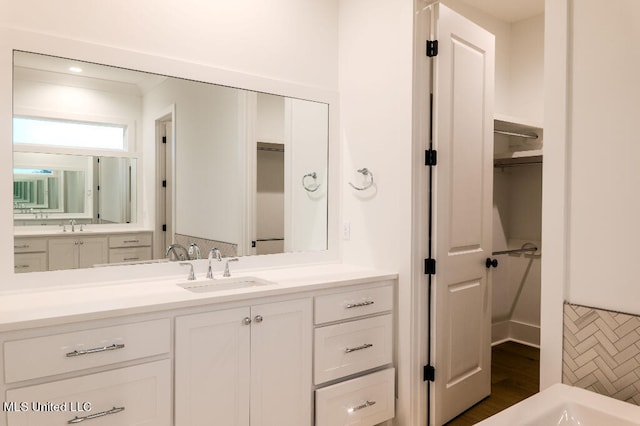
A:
[250, 298, 312, 426]
[429, 3, 495, 425]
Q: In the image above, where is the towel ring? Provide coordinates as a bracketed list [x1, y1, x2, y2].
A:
[302, 172, 321, 192]
[349, 168, 374, 191]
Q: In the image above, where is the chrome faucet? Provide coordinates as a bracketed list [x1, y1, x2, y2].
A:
[188, 243, 201, 260]
[179, 262, 196, 280]
[165, 243, 189, 261]
[223, 258, 239, 277]
[207, 248, 222, 279]
[69, 219, 76, 232]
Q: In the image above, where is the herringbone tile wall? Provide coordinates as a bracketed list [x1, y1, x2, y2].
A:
[563, 303, 640, 405]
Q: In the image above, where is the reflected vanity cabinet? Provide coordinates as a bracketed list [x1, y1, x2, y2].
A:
[13, 231, 153, 273]
[13, 238, 48, 273]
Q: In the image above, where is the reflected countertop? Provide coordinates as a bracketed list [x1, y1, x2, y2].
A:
[14, 225, 152, 237]
[0, 263, 397, 332]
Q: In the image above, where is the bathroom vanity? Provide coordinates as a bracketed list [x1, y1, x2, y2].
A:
[0, 264, 396, 426]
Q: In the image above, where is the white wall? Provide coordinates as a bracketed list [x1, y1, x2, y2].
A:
[509, 14, 545, 124]
[0, 0, 339, 91]
[567, 0, 640, 314]
[339, 0, 413, 424]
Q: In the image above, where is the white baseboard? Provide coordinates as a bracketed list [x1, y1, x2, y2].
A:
[492, 320, 540, 348]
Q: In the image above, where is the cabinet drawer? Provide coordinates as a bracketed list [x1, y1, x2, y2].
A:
[13, 238, 47, 253]
[109, 247, 152, 264]
[6, 359, 171, 426]
[4, 319, 170, 383]
[14, 252, 47, 273]
[315, 314, 392, 385]
[315, 283, 393, 324]
[315, 368, 395, 426]
[109, 233, 152, 248]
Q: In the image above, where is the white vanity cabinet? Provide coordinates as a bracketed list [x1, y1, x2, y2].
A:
[13, 238, 48, 273]
[175, 298, 312, 426]
[48, 236, 108, 270]
[108, 232, 153, 264]
[1, 318, 172, 426]
[313, 282, 395, 426]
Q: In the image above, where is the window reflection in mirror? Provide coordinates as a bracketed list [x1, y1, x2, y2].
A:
[12, 50, 329, 272]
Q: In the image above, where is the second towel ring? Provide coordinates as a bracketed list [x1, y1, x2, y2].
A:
[349, 168, 374, 191]
[302, 172, 321, 192]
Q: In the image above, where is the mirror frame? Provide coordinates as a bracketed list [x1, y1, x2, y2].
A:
[0, 28, 339, 290]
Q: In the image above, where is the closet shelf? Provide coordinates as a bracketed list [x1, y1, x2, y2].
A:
[494, 114, 544, 164]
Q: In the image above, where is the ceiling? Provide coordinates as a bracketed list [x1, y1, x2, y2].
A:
[458, 0, 545, 23]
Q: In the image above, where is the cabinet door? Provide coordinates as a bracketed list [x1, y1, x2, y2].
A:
[250, 298, 312, 426]
[48, 238, 78, 270]
[78, 237, 108, 268]
[175, 307, 251, 426]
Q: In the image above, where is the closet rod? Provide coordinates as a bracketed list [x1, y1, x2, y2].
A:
[494, 129, 538, 139]
[492, 246, 538, 256]
[494, 161, 542, 168]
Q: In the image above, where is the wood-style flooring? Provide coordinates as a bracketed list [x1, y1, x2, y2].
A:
[445, 341, 540, 425]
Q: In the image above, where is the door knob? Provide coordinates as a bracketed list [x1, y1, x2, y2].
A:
[242, 317, 252, 325]
[254, 315, 263, 323]
[485, 258, 498, 268]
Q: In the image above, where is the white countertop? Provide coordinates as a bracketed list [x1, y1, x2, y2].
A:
[0, 264, 397, 332]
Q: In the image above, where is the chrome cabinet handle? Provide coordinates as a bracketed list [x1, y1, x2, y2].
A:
[123, 257, 139, 261]
[345, 300, 374, 309]
[14, 244, 29, 249]
[345, 343, 373, 353]
[66, 343, 125, 357]
[68, 406, 125, 423]
[123, 239, 140, 243]
[243, 317, 252, 325]
[14, 265, 30, 269]
[347, 400, 376, 413]
[254, 315, 263, 323]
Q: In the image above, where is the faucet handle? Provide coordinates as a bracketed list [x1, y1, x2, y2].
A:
[179, 262, 196, 281]
[223, 258, 239, 278]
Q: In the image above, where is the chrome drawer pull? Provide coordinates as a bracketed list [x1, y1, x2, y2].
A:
[345, 343, 373, 353]
[66, 343, 125, 357]
[68, 406, 125, 423]
[14, 265, 30, 269]
[123, 239, 140, 243]
[123, 257, 140, 261]
[14, 244, 30, 249]
[347, 400, 376, 413]
[345, 300, 374, 309]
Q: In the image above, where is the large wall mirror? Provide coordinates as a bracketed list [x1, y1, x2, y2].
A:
[13, 51, 329, 272]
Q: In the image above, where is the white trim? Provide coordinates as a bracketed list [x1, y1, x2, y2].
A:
[540, 0, 569, 390]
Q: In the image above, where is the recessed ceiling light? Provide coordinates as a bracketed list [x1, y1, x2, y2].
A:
[69, 66, 83, 73]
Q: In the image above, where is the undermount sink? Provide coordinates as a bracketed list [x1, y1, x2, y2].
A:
[177, 276, 274, 293]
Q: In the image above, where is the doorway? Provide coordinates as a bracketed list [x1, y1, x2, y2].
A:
[416, 1, 545, 424]
[155, 109, 174, 259]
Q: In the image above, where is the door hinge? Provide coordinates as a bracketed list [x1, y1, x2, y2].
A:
[425, 149, 437, 166]
[162, 180, 167, 188]
[162, 224, 167, 232]
[426, 40, 438, 57]
[424, 365, 435, 382]
[424, 258, 436, 275]
[162, 136, 167, 144]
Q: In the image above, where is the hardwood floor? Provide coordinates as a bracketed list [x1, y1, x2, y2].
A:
[445, 341, 540, 425]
